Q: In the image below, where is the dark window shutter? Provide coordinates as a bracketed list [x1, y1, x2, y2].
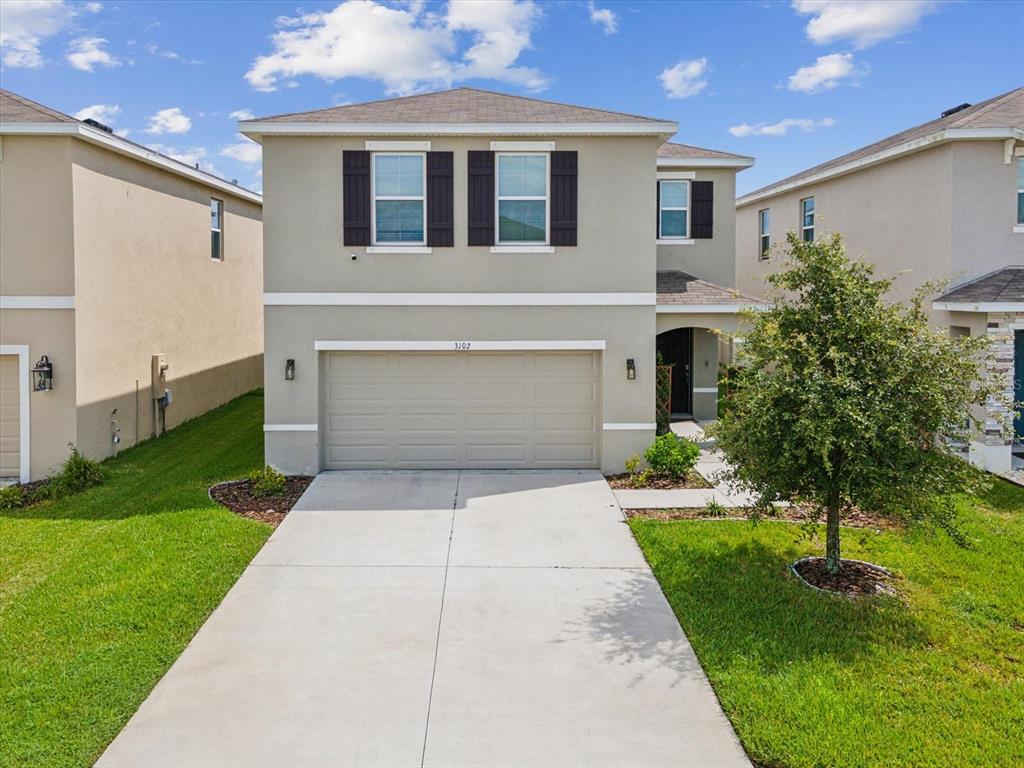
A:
[656, 180, 661, 236]
[550, 151, 578, 246]
[467, 150, 495, 246]
[426, 151, 454, 247]
[343, 150, 371, 246]
[691, 180, 714, 239]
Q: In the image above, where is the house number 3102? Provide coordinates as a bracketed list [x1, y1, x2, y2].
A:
[453, 342, 471, 350]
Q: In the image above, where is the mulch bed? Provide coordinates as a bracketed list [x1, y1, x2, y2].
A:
[792, 556, 898, 598]
[605, 471, 712, 490]
[625, 503, 902, 530]
[209, 476, 313, 527]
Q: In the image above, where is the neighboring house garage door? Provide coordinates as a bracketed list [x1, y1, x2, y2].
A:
[0, 355, 21, 481]
[321, 351, 601, 469]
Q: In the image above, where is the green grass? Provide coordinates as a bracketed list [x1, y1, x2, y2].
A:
[630, 482, 1024, 768]
[0, 391, 271, 768]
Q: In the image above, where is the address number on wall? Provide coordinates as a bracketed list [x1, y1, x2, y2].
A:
[453, 342, 472, 350]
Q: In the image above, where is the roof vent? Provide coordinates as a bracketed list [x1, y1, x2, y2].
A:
[940, 103, 971, 118]
[82, 118, 113, 133]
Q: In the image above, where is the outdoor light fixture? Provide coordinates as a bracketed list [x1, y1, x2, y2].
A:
[285, 359, 295, 381]
[626, 358, 636, 380]
[32, 355, 53, 391]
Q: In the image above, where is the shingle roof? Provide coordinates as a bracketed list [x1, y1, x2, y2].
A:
[937, 266, 1024, 304]
[657, 141, 751, 161]
[0, 89, 76, 123]
[739, 87, 1024, 203]
[247, 87, 672, 125]
[657, 271, 766, 306]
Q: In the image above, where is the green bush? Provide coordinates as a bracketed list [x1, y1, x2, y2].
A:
[248, 466, 286, 498]
[0, 484, 25, 511]
[644, 433, 699, 479]
[704, 498, 727, 517]
[58, 444, 105, 493]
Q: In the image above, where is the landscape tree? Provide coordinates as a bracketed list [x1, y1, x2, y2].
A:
[710, 232, 1005, 575]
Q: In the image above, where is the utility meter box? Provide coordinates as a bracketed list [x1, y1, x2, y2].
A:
[151, 353, 168, 399]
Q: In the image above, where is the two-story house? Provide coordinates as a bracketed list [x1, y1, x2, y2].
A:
[241, 88, 758, 474]
[735, 87, 1024, 475]
[0, 89, 263, 482]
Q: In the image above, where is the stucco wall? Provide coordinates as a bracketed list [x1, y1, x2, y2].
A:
[656, 166, 738, 288]
[70, 141, 264, 460]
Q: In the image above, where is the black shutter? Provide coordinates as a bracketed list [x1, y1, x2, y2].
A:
[426, 151, 454, 247]
[691, 180, 714, 239]
[550, 151, 578, 246]
[342, 150, 371, 246]
[656, 180, 661, 236]
[467, 150, 495, 246]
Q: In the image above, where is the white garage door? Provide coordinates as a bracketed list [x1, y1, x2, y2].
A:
[321, 351, 601, 469]
[0, 355, 21, 481]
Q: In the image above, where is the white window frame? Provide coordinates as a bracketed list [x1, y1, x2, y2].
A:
[495, 151, 550, 246]
[657, 179, 690, 240]
[210, 198, 224, 261]
[800, 196, 815, 242]
[370, 151, 427, 247]
[758, 208, 770, 260]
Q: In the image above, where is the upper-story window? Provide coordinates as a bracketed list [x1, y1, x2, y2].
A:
[372, 153, 426, 244]
[758, 208, 770, 260]
[800, 196, 815, 241]
[497, 153, 548, 244]
[1017, 158, 1023, 225]
[658, 180, 689, 239]
[210, 198, 223, 260]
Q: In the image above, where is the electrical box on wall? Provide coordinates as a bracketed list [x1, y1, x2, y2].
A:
[151, 353, 168, 400]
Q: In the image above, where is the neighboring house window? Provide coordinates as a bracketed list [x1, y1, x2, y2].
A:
[496, 153, 548, 244]
[372, 153, 426, 244]
[658, 180, 689, 239]
[1017, 158, 1024, 225]
[800, 196, 815, 241]
[758, 208, 770, 260]
[210, 198, 223, 260]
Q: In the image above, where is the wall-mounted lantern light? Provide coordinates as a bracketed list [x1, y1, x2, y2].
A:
[285, 359, 295, 381]
[32, 355, 53, 391]
[626, 358, 636, 381]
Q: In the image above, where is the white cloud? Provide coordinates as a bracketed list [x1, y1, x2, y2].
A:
[66, 36, 120, 71]
[587, 1, 617, 34]
[788, 52, 863, 93]
[144, 107, 191, 134]
[729, 117, 836, 137]
[657, 57, 708, 99]
[114, 128, 130, 137]
[74, 103, 120, 123]
[229, 109, 255, 121]
[221, 140, 262, 164]
[85, 2, 103, 12]
[0, 0, 73, 68]
[792, 0, 940, 49]
[245, 0, 546, 95]
[145, 42, 200, 64]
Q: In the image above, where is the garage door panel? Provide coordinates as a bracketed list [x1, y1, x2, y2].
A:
[534, 353, 598, 374]
[535, 444, 597, 463]
[536, 380, 598, 401]
[535, 412, 597, 431]
[327, 444, 390, 464]
[397, 443, 459, 463]
[329, 382, 389, 401]
[396, 381, 458, 401]
[328, 354, 392, 376]
[466, 444, 527, 463]
[464, 354, 528, 374]
[464, 380, 525, 401]
[465, 413, 526, 432]
[395, 354, 459, 375]
[399, 413, 460, 432]
[327, 412, 391, 432]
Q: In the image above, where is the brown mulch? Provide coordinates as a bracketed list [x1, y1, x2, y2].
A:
[792, 557, 898, 598]
[625, 503, 903, 530]
[605, 471, 711, 490]
[209, 477, 313, 526]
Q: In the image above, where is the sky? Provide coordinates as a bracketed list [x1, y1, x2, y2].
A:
[0, 0, 1020, 195]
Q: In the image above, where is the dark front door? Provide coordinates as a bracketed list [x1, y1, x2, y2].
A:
[1015, 331, 1023, 442]
[657, 328, 693, 416]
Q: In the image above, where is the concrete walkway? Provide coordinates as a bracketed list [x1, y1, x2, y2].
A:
[97, 470, 749, 768]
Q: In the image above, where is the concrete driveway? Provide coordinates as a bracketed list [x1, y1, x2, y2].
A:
[97, 471, 749, 768]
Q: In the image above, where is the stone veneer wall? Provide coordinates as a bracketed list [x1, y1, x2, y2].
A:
[984, 312, 1023, 449]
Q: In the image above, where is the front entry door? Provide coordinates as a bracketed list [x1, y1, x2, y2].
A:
[657, 328, 693, 416]
[1015, 330, 1023, 442]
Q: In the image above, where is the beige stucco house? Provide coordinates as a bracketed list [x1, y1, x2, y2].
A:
[242, 88, 758, 475]
[0, 90, 263, 483]
[735, 87, 1024, 474]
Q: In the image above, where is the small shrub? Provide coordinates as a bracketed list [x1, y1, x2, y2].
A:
[58, 444, 105, 493]
[704, 498, 727, 517]
[644, 433, 700, 479]
[624, 454, 642, 475]
[631, 469, 652, 489]
[0, 484, 24, 511]
[249, 466, 286, 498]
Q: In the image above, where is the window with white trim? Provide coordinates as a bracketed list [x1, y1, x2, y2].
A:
[496, 153, 548, 244]
[372, 153, 426, 244]
[1017, 158, 1023, 225]
[658, 180, 689, 239]
[758, 208, 770, 260]
[800, 196, 815, 242]
[210, 198, 223, 260]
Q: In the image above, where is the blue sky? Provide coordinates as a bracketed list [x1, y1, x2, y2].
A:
[1, 0, 1019, 195]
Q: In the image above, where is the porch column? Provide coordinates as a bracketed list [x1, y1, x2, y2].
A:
[972, 312, 1022, 474]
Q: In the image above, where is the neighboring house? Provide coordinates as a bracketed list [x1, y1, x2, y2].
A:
[736, 87, 1024, 474]
[242, 87, 758, 474]
[0, 90, 263, 483]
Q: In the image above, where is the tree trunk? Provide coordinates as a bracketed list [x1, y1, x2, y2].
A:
[825, 502, 841, 575]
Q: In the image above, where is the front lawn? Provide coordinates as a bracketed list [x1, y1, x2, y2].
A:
[631, 481, 1024, 768]
[0, 391, 271, 768]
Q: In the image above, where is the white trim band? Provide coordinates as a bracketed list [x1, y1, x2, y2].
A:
[365, 140, 431, 150]
[267, 292, 655, 306]
[933, 301, 1024, 313]
[657, 171, 696, 180]
[658, 157, 754, 169]
[0, 344, 30, 483]
[315, 340, 606, 351]
[656, 303, 764, 313]
[693, 387, 719, 394]
[0, 295, 75, 310]
[603, 423, 657, 431]
[263, 424, 318, 432]
[240, 121, 678, 138]
[656, 239, 695, 246]
[490, 140, 555, 151]
[365, 246, 432, 254]
[489, 245, 555, 254]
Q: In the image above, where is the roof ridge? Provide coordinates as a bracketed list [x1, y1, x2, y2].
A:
[949, 86, 1024, 127]
[0, 88, 74, 122]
